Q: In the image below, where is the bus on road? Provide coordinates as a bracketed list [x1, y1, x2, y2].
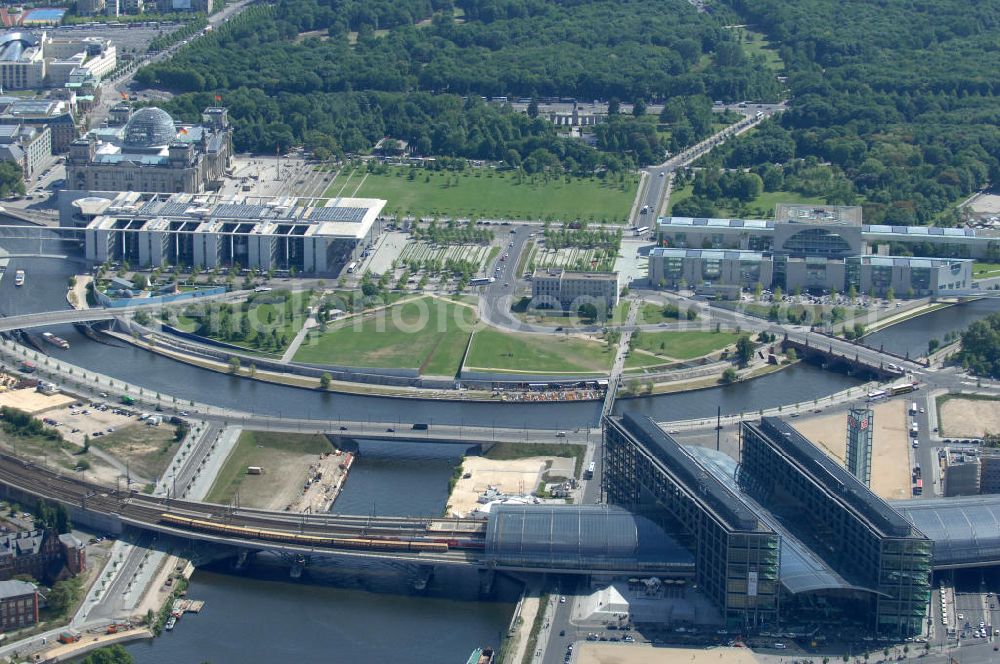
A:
[346, 261, 357, 273]
[470, 277, 495, 286]
[584, 462, 596, 480]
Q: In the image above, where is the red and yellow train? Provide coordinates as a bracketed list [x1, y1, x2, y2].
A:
[158, 513, 485, 553]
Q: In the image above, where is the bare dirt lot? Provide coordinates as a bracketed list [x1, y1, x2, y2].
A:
[0, 388, 74, 414]
[790, 400, 911, 500]
[575, 644, 759, 664]
[938, 396, 1000, 438]
[446, 455, 575, 517]
[205, 431, 342, 510]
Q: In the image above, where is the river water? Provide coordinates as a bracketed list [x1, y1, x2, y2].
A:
[118, 438, 512, 664]
[862, 298, 1000, 359]
[5, 247, 990, 664]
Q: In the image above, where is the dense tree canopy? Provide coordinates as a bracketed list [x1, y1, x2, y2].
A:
[957, 313, 1000, 379]
[135, 0, 779, 167]
[699, 0, 1000, 224]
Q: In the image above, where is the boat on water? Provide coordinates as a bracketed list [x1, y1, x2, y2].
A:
[164, 615, 176, 631]
[41, 332, 70, 349]
[13, 270, 24, 286]
[466, 647, 494, 664]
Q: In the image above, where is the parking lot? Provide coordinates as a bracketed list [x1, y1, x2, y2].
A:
[44, 23, 182, 55]
[40, 400, 148, 446]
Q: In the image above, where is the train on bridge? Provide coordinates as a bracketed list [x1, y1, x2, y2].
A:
[159, 513, 486, 554]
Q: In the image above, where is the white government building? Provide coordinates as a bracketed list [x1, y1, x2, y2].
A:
[70, 190, 386, 275]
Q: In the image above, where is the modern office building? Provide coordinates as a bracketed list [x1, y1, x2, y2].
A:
[0, 32, 116, 90]
[75, 190, 386, 274]
[651, 204, 986, 296]
[740, 418, 931, 637]
[67, 106, 232, 193]
[602, 414, 933, 637]
[603, 414, 781, 631]
[531, 268, 620, 313]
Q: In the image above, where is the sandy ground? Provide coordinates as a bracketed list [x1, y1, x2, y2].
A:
[969, 193, 1000, 215]
[575, 644, 758, 664]
[446, 456, 574, 517]
[231, 446, 349, 512]
[938, 397, 1000, 438]
[39, 627, 153, 662]
[0, 388, 74, 414]
[287, 451, 353, 513]
[789, 400, 912, 500]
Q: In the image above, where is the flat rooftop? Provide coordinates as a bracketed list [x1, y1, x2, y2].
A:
[775, 203, 862, 227]
[612, 414, 764, 532]
[750, 418, 916, 538]
[83, 191, 386, 240]
[532, 268, 618, 281]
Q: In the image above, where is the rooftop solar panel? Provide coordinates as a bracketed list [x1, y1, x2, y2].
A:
[212, 204, 268, 219]
[311, 206, 367, 222]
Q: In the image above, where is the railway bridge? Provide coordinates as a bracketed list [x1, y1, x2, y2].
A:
[0, 451, 695, 582]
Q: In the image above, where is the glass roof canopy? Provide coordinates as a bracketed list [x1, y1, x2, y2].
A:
[890, 496, 1000, 568]
[688, 446, 881, 596]
[485, 504, 694, 573]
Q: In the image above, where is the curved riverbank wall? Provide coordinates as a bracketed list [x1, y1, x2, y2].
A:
[125, 321, 606, 391]
[130, 321, 741, 394]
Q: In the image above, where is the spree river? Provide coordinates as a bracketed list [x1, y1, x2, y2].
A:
[121, 439, 514, 664]
[4, 247, 993, 664]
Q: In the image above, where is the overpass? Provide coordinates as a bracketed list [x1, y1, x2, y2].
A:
[0, 450, 694, 578]
[0, 291, 252, 333]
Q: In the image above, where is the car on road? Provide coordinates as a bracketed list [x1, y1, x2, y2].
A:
[386, 427, 395, 433]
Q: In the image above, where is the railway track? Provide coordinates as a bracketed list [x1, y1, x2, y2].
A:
[0, 452, 487, 543]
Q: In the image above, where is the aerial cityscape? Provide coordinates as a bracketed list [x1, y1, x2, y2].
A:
[0, 0, 994, 663]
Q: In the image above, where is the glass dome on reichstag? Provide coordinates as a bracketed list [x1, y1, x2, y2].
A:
[122, 107, 177, 148]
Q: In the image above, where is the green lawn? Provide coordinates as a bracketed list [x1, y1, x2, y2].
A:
[465, 327, 615, 374]
[637, 302, 700, 325]
[739, 28, 785, 73]
[624, 350, 676, 371]
[205, 431, 335, 506]
[630, 330, 739, 361]
[973, 262, 1000, 279]
[327, 166, 638, 223]
[668, 184, 827, 218]
[293, 296, 477, 376]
